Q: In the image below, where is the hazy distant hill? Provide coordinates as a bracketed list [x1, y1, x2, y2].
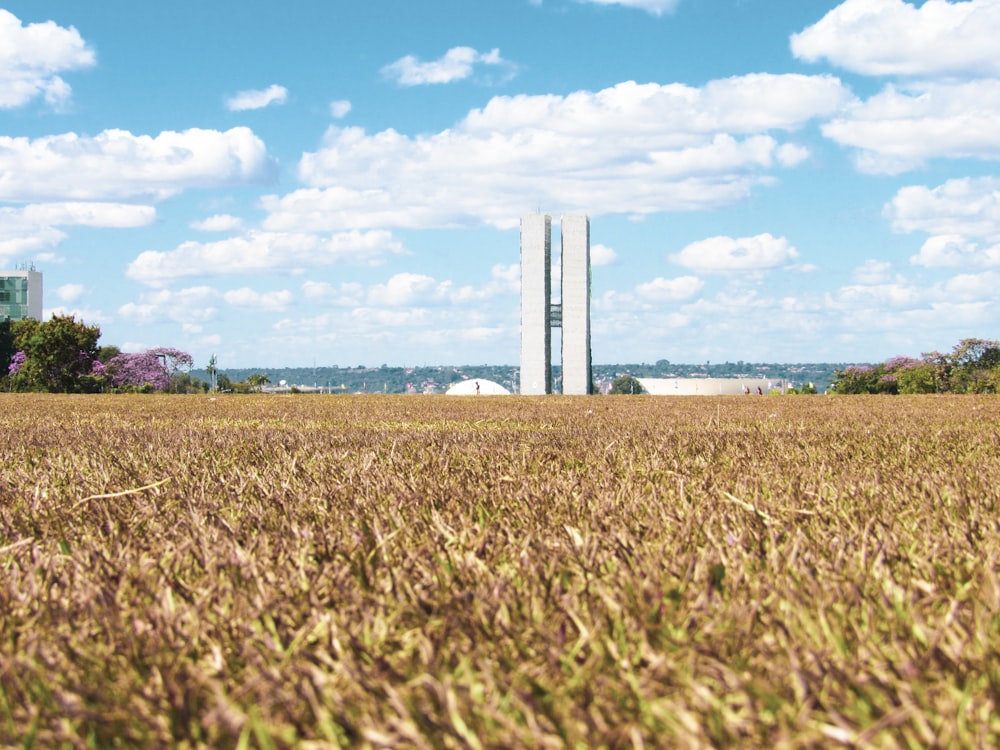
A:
[189, 361, 853, 394]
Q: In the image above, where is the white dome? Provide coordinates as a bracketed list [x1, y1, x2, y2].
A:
[445, 378, 510, 395]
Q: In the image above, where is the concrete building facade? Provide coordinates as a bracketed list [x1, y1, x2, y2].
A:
[0, 268, 42, 321]
[519, 214, 552, 395]
[520, 214, 591, 395]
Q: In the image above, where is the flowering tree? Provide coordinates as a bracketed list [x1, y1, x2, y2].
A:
[833, 338, 1000, 395]
[9, 315, 102, 392]
[106, 347, 193, 391]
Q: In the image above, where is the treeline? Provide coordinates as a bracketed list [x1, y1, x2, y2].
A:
[832, 338, 1000, 394]
[2, 315, 198, 393]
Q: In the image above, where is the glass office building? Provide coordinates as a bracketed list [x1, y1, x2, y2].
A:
[0, 269, 43, 321]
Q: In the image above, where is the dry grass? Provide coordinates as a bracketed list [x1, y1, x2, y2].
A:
[1, 393, 998, 748]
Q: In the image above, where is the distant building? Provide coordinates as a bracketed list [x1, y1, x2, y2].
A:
[520, 214, 592, 395]
[637, 377, 781, 395]
[0, 266, 43, 321]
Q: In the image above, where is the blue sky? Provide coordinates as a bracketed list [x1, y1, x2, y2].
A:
[2, 0, 999, 368]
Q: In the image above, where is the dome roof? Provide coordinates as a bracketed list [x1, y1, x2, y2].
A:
[445, 378, 511, 395]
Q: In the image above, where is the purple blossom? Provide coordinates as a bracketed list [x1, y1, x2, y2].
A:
[106, 351, 172, 390]
[8, 351, 26, 376]
[884, 356, 921, 371]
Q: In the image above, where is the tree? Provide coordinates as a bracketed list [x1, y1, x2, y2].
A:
[105, 347, 193, 392]
[944, 338, 1000, 393]
[609, 375, 645, 394]
[246, 373, 270, 392]
[0, 318, 15, 376]
[10, 315, 102, 392]
[206, 354, 218, 392]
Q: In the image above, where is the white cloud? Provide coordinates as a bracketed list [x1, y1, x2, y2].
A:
[911, 235, 1000, 268]
[887, 177, 1000, 240]
[225, 84, 288, 111]
[126, 229, 405, 285]
[56, 283, 85, 302]
[0, 228, 65, 262]
[299, 263, 518, 314]
[670, 233, 799, 272]
[118, 286, 219, 326]
[852, 259, 893, 284]
[223, 287, 293, 311]
[792, 0, 1000, 78]
[0, 127, 277, 202]
[0, 202, 154, 262]
[635, 275, 703, 301]
[577, 0, 680, 14]
[0, 9, 95, 109]
[831, 282, 923, 309]
[382, 46, 510, 86]
[329, 100, 352, 119]
[822, 81, 1000, 173]
[886, 177, 1000, 268]
[301, 280, 364, 306]
[265, 75, 848, 231]
[191, 214, 244, 232]
[20, 202, 156, 227]
[45, 305, 109, 325]
[590, 243, 618, 266]
[367, 272, 450, 306]
[941, 270, 1000, 300]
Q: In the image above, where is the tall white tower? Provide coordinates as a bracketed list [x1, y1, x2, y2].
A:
[519, 215, 552, 395]
[561, 215, 591, 395]
[520, 214, 591, 395]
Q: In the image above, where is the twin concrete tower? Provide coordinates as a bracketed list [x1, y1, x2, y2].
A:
[520, 214, 592, 395]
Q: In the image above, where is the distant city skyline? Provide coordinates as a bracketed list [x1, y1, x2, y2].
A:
[1, 1, 999, 367]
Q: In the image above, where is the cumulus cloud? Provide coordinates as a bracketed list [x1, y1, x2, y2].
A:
[223, 287, 293, 311]
[301, 263, 518, 312]
[941, 270, 1000, 300]
[0, 201, 154, 262]
[887, 177, 1000, 240]
[822, 81, 1000, 173]
[367, 272, 451, 306]
[0, 9, 95, 109]
[190, 214, 244, 232]
[262, 75, 849, 232]
[118, 286, 219, 326]
[329, 99, 352, 118]
[577, 0, 680, 14]
[911, 235, 1000, 268]
[56, 283, 85, 303]
[852, 259, 894, 284]
[792, 0, 1000, 78]
[225, 84, 288, 111]
[886, 177, 1000, 269]
[0, 127, 277, 202]
[382, 46, 510, 86]
[20, 202, 156, 227]
[635, 275, 703, 301]
[126, 229, 405, 286]
[590, 243, 618, 266]
[670, 233, 799, 272]
[301, 280, 364, 306]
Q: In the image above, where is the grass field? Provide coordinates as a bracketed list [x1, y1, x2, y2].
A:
[1, 393, 998, 748]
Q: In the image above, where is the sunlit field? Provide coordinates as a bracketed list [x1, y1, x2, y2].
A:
[1, 394, 998, 748]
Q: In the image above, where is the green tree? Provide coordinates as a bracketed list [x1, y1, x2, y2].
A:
[945, 338, 1000, 393]
[246, 373, 271, 392]
[11, 315, 102, 392]
[0, 318, 15, 377]
[609, 375, 645, 394]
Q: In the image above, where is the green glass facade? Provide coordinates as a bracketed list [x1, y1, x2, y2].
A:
[0, 272, 42, 321]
